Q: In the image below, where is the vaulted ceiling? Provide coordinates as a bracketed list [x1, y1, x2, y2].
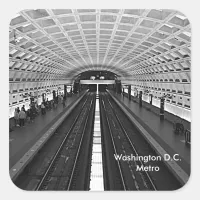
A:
[9, 9, 191, 80]
[9, 9, 191, 120]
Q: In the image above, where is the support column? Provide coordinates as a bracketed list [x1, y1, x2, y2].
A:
[139, 91, 142, 107]
[53, 90, 56, 102]
[79, 84, 81, 92]
[128, 85, 131, 100]
[42, 93, 46, 103]
[73, 82, 80, 93]
[70, 87, 73, 96]
[160, 97, 165, 120]
[97, 84, 99, 94]
[118, 82, 122, 94]
[64, 84, 67, 100]
[149, 94, 153, 105]
[115, 83, 117, 93]
[122, 88, 124, 96]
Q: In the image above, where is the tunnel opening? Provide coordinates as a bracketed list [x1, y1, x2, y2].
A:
[99, 84, 108, 92]
[88, 84, 97, 92]
[88, 84, 109, 92]
[77, 70, 118, 80]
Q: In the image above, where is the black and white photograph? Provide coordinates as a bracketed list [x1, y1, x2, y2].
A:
[8, 9, 191, 191]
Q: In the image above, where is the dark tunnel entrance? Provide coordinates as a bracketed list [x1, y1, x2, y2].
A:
[99, 84, 108, 92]
[88, 84, 97, 92]
[88, 84, 108, 92]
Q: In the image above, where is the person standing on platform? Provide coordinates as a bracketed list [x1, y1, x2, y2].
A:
[62, 97, 66, 108]
[35, 102, 39, 114]
[56, 95, 58, 103]
[60, 95, 63, 103]
[26, 109, 31, 123]
[41, 102, 46, 115]
[52, 99, 55, 109]
[22, 105, 26, 112]
[19, 108, 26, 127]
[46, 98, 49, 110]
[29, 106, 34, 122]
[17, 107, 20, 114]
[14, 108, 19, 127]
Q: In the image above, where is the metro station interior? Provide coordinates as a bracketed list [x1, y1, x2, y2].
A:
[9, 9, 191, 191]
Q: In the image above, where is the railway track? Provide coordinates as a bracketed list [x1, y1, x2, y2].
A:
[100, 94, 156, 190]
[35, 93, 95, 190]
[101, 93, 156, 190]
[100, 94, 126, 190]
[100, 92, 182, 190]
[14, 92, 96, 190]
[13, 91, 182, 191]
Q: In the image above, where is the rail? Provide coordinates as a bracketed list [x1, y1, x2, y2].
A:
[106, 97, 157, 190]
[101, 98, 127, 190]
[67, 97, 94, 190]
[36, 93, 93, 190]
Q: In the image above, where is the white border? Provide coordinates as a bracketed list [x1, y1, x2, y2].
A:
[2, 0, 199, 199]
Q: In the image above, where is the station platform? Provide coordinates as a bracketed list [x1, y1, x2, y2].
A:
[108, 90, 190, 176]
[9, 92, 85, 169]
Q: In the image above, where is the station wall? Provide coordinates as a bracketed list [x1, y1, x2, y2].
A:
[123, 87, 191, 122]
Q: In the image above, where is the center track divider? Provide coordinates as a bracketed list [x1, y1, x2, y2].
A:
[107, 90, 189, 186]
[89, 93, 104, 191]
[10, 91, 88, 182]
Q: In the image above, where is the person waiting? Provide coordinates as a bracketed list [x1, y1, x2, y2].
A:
[46, 98, 49, 110]
[14, 108, 19, 127]
[29, 106, 34, 122]
[22, 105, 26, 112]
[41, 102, 46, 115]
[62, 98, 66, 108]
[26, 109, 31, 123]
[19, 108, 26, 127]
[33, 103, 38, 115]
[17, 107, 20, 114]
